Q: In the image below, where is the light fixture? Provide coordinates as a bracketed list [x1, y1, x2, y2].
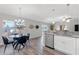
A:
[15, 7, 25, 26]
[52, 21, 55, 24]
[66, 4, 70, 6]
[62, 16, 72, 22]
[66, 4, 72, 22]
[62, 16, 66, 21]
[51, 9, 55, 24]
[66, 19, 70, 22]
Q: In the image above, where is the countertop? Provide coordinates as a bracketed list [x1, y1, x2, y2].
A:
[45, 31, 79, 38]
[54, 31, 79, 38]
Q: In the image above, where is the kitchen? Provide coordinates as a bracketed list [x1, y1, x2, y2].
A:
[44, 5, 79, 54]
[44, 19, 79, 55]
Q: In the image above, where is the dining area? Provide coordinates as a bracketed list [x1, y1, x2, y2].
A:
[0, 13, 44, 55]
[0, 32, 31, 55]
[0, 28, 46, 55]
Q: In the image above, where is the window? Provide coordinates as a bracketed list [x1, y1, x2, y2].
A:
[3, 20, 15, 28]
[3, 20, 15, 32]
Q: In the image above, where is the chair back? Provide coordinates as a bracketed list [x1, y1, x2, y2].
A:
[27, 33, 30, 40]
[2, 36, 8, 44]
[18, 36, 29, 44]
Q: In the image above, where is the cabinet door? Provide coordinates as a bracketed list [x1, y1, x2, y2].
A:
[54, 35, 76, 54]
[63, 37, 76, 54]
[76, 39, 79, 54]
[54, 35, 66, 52]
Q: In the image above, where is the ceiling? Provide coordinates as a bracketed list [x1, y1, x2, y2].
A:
[0, 4, 78, 23]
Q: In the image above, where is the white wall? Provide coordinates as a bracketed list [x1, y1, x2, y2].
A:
[22, 20, 43, 38]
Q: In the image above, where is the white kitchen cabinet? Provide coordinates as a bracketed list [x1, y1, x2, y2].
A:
[64, 37, 76, 54]
[76, 38, 79, 55]
[54, 35, 66, 52]
[54, 35, 76, 54]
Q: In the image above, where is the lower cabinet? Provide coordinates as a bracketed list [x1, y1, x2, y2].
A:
[76, 39, 79, 55]
[54, 35, 76, 55]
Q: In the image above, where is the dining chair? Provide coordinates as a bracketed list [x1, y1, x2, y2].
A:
[2, 36, 14, 53]
[27, 33, 30, 46]
[13, 36, 29, 52]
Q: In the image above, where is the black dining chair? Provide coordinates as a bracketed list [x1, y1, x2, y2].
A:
[13, 36, 29, 51]
[12, 37, 20, 48]
[27, 33, 30, 45]
[2, 36, 14, 53]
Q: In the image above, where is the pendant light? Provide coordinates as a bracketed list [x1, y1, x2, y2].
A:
[66, 4, 72, 22]
[62, 4, 72, 22]
[52, 9, 55, 24]
[50, 9, 56, 32]
[15, 7, 24, 26]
